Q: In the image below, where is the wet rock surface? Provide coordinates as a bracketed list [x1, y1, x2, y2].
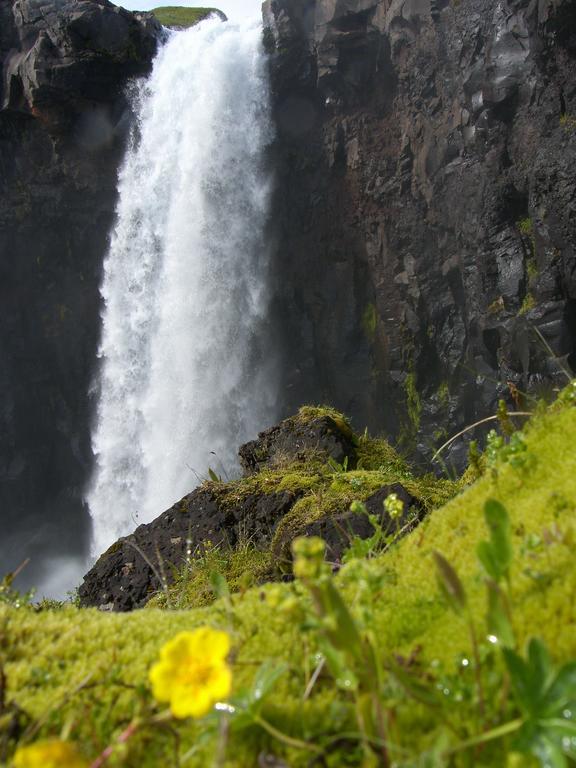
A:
[0, 0, 160, 586]
[265, 0, 576, 467]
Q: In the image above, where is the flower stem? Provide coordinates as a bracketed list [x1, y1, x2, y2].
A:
[445, 718, 523, 756]
[89, 720, 141, 768]
[253, 714, 322, 754]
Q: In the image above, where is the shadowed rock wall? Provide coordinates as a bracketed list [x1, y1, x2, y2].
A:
[265, 0, 576, 467]
[0, 0, 160, 587]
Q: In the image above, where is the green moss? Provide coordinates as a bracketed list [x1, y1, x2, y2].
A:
[269, 466, 458, 561]
[296, 405, 356, 444]
[211, 464, 324, 511]
[560, 113, 576, 131]
[519, 292, 536, 315]
[518, 217, 533, 237]
[151, 6, 223, 28]
[4, 393, 576, 766]
[526, 256, 538, 281]
[437, 381, 450, 408]
[361, 302, 377, 341]
[356, 438, 409, 478]
[400, 369, 422, 447]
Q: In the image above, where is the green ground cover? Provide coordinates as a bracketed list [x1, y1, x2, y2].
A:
[150, 6, 223, 28]
[2, 385, 576, 766]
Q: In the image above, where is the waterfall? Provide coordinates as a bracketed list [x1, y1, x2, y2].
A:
[87, 16, 276, 557]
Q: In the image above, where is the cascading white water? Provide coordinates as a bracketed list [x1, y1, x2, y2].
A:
[87, 16, 276, 556]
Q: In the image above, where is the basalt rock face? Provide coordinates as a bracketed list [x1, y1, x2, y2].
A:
[265, 0, 576, 467]
[0, 0, 160, 587]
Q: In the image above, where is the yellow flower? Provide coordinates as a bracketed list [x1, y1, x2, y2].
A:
[149, 627, 232, 718]
[13, 739, 87, 768]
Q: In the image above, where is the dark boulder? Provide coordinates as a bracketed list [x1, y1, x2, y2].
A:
[78, 484, 303, 611]
[239, 409, 358, 474]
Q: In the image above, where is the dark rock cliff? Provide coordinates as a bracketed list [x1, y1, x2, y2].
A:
[265, 0, 576, 466]
[0, 0, 160, 586]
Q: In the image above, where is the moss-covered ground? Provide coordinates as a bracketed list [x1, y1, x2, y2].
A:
[150, 6, 224, 28]
[2, 386, 576, 766]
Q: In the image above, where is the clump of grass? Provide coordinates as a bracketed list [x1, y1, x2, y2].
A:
[517, 217, 533, 236]
[149, 541, 271, 609]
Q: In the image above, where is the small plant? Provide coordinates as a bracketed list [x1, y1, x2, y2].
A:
[518, 218, 534, 237]
[292, 536, 389, 764]
[430, 498, 576, 766]
[327, 455, 349, 474]
[560, 114, 576, 131]
[485, 428, 532, 475]
[0, 566, 34, 609]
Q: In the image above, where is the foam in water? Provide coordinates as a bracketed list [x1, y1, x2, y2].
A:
[87, 17, 276, 556]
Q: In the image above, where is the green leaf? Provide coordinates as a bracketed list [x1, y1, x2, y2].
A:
[486, 579, 515, 648]
[209, 570, 230, 601]
[328, 457, 342, 473]
[208, 467, 220, 483]
[503, 647, 533, 714]
[388, 657, 441, 707]
[540, 720, 576, 761]
[531, 732, 568, 768]
[542, 662, 576, 717]
[477, 540, 500, 581]
[250, 661, 288, 705]
[528, 638, 553, 697]
[322, 580, 364, 656]
[433, 551, 467, 614]
[482, 498, 512, 581]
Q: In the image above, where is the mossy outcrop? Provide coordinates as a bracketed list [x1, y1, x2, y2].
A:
[150, 6, 227, 29]
[79, 407, 454, 611]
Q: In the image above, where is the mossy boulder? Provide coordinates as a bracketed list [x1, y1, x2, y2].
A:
[78, 486, 297, 611]
[301, 482, 424, 563]
[238, 407, 358, 474]
[80, 408, 444, 610]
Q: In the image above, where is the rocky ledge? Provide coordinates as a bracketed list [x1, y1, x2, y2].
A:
[79, 408, 455, 611]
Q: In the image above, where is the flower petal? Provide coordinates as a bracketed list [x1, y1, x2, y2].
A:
[149, 661, 174, 702]
[206, 629, 231, 661]
[170, 686, 213, 719]
[161, 632, 197, 665]
[209, 666, 232, 700]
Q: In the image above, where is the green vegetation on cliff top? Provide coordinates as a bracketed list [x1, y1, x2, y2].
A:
[2, 385, 576, 766]
[150, 6, 224, 28]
